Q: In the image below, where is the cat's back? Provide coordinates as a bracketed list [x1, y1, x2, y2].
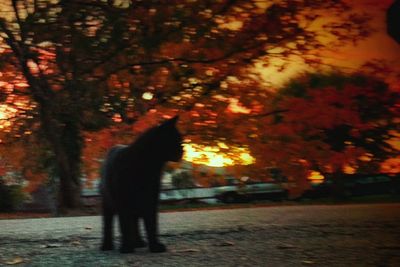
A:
[101, 144, 128, 177]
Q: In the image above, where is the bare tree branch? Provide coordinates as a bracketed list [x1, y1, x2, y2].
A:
[11, 0, 26, 41]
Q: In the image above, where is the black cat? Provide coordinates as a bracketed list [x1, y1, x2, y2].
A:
[100, 116, 183, 253]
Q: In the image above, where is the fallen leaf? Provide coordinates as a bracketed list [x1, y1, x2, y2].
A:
[277, 244, 297, 249]
[5, 257, 24, 265]
[70, 240, 81, 246]
[127, 260, 142, 267]
[216, 241, 235, 247]
[302, 260, 315, 265]
[172, 248, 200, 253]
[40, 243, 62, 248]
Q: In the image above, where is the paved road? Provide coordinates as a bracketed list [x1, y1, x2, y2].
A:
[1, 203, 400, 266]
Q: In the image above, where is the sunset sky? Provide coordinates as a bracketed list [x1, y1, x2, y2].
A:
[259, 0, 400, 88]
[332, 1, 399, 80]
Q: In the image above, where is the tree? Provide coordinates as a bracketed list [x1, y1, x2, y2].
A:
[387, 0, 400, 44]
[0, 0, 371, 211]
[253, 73, 399, 192]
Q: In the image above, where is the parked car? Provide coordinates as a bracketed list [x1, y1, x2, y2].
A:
[214, 179, 288, 203]
[160, 187, 215, 204]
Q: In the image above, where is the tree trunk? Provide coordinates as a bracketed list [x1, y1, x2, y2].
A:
[39, 104, 83, 214]
[54, 118, 83, 213]
[55, 145, 82, 213]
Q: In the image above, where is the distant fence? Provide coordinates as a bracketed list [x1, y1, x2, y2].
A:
[160, 187, 217, 203]
[81, 186, 230, 207]
[20, 185, 215, 211]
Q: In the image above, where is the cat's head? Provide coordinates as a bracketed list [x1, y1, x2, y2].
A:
[157, 115, 184, 162]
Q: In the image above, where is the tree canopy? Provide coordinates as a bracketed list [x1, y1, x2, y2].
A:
[252, 73, 399, 185]
[0, 0, 381, 210]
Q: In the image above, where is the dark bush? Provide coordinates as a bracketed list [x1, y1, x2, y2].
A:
[0, 178, 25, 212]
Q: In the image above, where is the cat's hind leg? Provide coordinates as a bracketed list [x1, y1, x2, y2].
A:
[101, 203, 114, 251]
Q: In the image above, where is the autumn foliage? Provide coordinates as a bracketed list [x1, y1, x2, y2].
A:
[251, 74, 399, 186]
[0, 1, 395, 210]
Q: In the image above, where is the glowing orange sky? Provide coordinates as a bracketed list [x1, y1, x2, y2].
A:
[331, 1, 399, 79]
[259, 0, 400, 88]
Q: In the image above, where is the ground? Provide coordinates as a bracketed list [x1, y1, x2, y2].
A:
[0, 203, 400, 266]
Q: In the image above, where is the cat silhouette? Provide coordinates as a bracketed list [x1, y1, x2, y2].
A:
[100, 116, 183, 253]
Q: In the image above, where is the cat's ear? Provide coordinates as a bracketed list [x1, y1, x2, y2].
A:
[169, 115, 179, 125]
[160, 115, 179, 128]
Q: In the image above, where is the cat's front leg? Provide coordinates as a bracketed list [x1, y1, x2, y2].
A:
[133, 215, 147, 248]
[143, 210, 166, 253]
[119, 212, 135, 253]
